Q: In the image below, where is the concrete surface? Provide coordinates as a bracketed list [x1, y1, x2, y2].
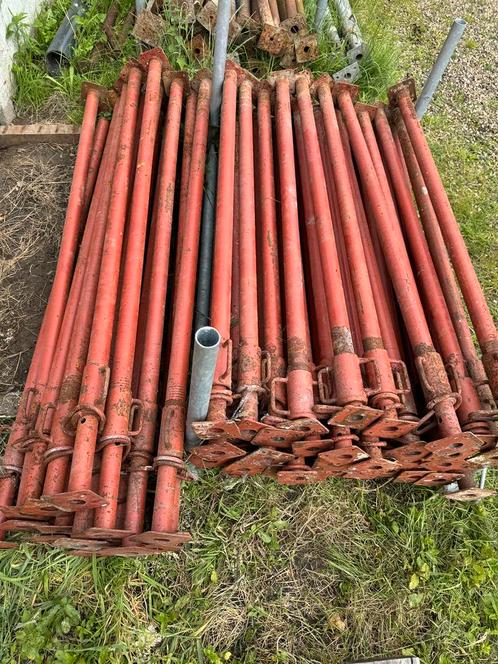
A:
[0, 0, 46, 124]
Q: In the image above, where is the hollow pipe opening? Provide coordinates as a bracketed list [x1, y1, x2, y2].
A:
[195, 326, 221, 349]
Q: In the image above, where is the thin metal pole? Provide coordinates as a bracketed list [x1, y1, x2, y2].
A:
[210, 0, 232, 128]
[416, 18, 467, 119]
[314, 0, 329, 31]
[194, 144, 218, 329]
[194, 0, 232, 327]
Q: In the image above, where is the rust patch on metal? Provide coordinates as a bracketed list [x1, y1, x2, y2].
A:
[328, 404, 383, 430]
[317, 445, 369, 467]
[291, 438, 334, 456]
[394, 470, 428, 483]
[188, 440, 246, 465]
[223, 447, 294, 476]
[425, 432, 481, 458]
[415, 472, 464, 487]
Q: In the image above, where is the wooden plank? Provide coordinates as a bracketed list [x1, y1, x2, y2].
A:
[0, 124, 81, 148]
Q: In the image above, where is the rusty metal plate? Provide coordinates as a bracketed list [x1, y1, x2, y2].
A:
[276, 469, 333, 484]
[328, 404, 383, 430]
[425, 432, 482, 458]
[284, 418, 329, 436]
[191, 419, 241, 440]
[128, 530, 191, 549]
[466, 447, 498, 468]
[34, 523, 73, 535]
[97, 545, 172, 557]
[311, 457, 347, 475]
[1, 498, 68, 519]
[281, 15, 308, 39]
[343, 457, 400, 480]
[0, 505, 47, 520]
[415, 472, 464, 487]
[422, 455, 471, 473]
[83, 527, 132, 541]
[236, 418, 269, 441]
[223, 447, 294, 477]
[393, 470, 429, 483]
[363, 416, 419, 439]
[295, 34, 319, 63]
[0, 519, 45, 533]
[251, 426, 298, 448]
[53, 538, 108, 551]
[257, 25, 289, 56]
[316, 445, 369, 467]
[187, 453, 230, 469]
[46, 489, 108, 512]
[291, 439, 334, 457]
[384, 441, 430, 469]
[188, 440, 246, 465]
[28, 535, 60, 544]
[252, 419, 327, 446]
[196, 0, 217, 31]
[189, 34, 210, 61]
[444, 488, 496, 502]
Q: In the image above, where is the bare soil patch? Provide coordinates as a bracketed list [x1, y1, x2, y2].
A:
[0, 143, 74, 415]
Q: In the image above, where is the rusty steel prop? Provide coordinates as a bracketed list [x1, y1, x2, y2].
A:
[389, 81, 498, 400]
[83, 53, 167, 541]
[2, 62, 497, 553]
[294, 75, 382, 433]
[192, 68, 239, 441]
[49, 65, 143, 515]
[0, 84, 105, 537]
[123, 75, 185, 539]
[335, 82, 481, 465]
[130, 75, 212, 551]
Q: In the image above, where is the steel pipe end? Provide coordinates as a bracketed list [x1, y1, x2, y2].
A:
[195, 326, 221, 350]
[388, 78, 417, 107]
[46, 51, 69, 77]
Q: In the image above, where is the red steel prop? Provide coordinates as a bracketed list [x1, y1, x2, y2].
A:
[0, 84, 104, 534]
[294, 75, 381, 433]
[123, 75, 185, 539]
[85, 53, 166, 541]
[51, 66, 143, 515]
[390, 81, 498, 399]
[256, 84, 286, 406]
[131, 76, 211, 550]
[195, 68, 239, 440]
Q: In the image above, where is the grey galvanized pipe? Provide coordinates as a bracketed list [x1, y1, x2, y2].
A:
[314, 0, 341, 47]
[314, 0, 329, 31]
[194, 0, 231, 329]
[415, 18, 467, 119]
[194, 144, 218, 330]
[185, 327, 221, 449]
[46, 0, 86, 76]
[333, 0, 366, 62]
[210, 0, 232, 128]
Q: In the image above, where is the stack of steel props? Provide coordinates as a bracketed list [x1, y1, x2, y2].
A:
[1, 62, 497, 557]
[188, 70, 498, 501]
[0, 48, 212, 556]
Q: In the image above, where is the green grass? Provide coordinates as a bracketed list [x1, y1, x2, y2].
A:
[2, 477, 498, 663]
[2, 0, 498, 662]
